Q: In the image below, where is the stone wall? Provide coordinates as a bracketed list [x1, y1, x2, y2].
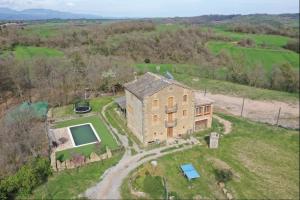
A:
[51, 147, 112, 172]
[143, 84, 195, 143]
[125, 90, 144, 142]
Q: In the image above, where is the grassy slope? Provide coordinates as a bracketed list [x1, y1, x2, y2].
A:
[51, 97, 112, 119]
[122, 114, 299, 199]
[212, 27, 292, 48]
[207, 41, 299, 71]
[135, 64, 299, 102]
[207, 27, 299, 73]
[55, 115, 118, 160]
[26, 152, 123, 199]
[14, 46, 64, 60]
[21, 22, 67, 38]
[105, 103, 142, 147]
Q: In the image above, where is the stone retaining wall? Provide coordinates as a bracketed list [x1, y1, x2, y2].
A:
[51, 147, 112, 172]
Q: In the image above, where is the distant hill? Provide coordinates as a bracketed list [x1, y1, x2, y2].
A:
[0, 7, 101, 20]
[152, 13, 300, 28]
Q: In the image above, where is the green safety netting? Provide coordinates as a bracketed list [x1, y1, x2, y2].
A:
[5, 101, 48, 123]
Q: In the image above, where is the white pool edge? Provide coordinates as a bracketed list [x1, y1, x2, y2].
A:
[67, 123, 102, 148]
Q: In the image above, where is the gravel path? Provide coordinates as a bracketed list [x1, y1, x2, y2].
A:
[213, 115, 232, 134]
[84, 143, 193, 199]
[83, 102, 196, 199]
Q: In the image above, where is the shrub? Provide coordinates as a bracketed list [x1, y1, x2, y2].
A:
[143, 175, 165, 199]
[283, 39, 300, 53]
[237, 38, 255, 47]
[144, 58, 151, 63]
[0, 157, 51, 199]
[214, 169, 233, 183]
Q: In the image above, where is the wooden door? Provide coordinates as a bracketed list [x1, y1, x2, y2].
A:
[168, 97, 174, 107]
[167, 127, 173, 137]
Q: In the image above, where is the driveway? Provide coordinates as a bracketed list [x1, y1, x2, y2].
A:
[83, 102, 196, 199]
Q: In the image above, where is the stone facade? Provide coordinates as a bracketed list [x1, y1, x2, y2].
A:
[124, 72, 213, 145]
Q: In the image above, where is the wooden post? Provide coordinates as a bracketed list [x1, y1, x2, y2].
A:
[276, 107, 281, 126]
[204, 88, 207, 96]
[240, 97, 245, 117]
[163, 177, 168, 200]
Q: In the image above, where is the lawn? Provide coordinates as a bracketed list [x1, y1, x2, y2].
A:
[135, 64, 299, 103]
[55, 115, 118, 160]
[51, 97, 113, 118]
[122, 114, 299, 199]
[207, 41, 299, 72]
[14, 46, 64, 60]
[26, 152, 123, 199]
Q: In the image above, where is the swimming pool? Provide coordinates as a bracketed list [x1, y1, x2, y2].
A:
[68, 123, 101, 147]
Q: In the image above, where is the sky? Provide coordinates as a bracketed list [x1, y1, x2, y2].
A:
[0, 0, 299, 17]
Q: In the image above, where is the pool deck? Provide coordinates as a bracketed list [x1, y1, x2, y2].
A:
[51, 127, 73, 151]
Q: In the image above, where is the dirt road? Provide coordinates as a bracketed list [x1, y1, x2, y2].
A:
[84, 143, 194, 199]
[204, 92, 299, 129]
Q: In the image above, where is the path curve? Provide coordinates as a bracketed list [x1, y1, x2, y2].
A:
[213, 115, 232, 134]
[84, 144, 193, 199]
[83, 101, 195, 199]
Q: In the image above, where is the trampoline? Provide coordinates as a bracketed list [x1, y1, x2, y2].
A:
[74, 100, 91, 114]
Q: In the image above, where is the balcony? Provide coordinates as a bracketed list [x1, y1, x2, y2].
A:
[165, 119, 177, 128]
[165, 104, 178, 114]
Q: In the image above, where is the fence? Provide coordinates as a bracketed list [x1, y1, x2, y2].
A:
[200, 90, 299, 130]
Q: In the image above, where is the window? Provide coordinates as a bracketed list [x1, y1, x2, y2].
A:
[154, 132, 157, 136]
[183, 95, 188, 102]
[196, 106, 204, 116]
[205, 105, 211, 114]
[153, 115, 158, 122]
[183, 110, 187, 116]
[153, 99, 158, 107]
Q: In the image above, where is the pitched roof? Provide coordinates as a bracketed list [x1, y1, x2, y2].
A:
[194, 92, 214, 106]
[124, 72, 190, 100]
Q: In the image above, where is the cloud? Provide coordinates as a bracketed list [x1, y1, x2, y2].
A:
[0, 0, 299, 17]
[66, 2, 74, 7]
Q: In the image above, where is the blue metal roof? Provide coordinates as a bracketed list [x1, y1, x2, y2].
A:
[180, 164, 200, 180]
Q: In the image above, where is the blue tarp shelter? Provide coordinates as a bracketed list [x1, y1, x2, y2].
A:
[180, 164, 200, 181]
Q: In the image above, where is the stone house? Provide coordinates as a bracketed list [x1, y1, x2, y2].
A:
[121, 72, 213, 145]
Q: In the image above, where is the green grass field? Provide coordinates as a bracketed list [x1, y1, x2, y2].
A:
[55, 115, 118, 160]
[207, 41, 299, 71]
[14, 46, 64, 60]
[25, 152, 123, 199]
[21, 22, 68, 38]
[122, 114, 299, 199]
[212, 27, 293, 48]
[51, 97, 112, 119]
[135, 64, 299, 102]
